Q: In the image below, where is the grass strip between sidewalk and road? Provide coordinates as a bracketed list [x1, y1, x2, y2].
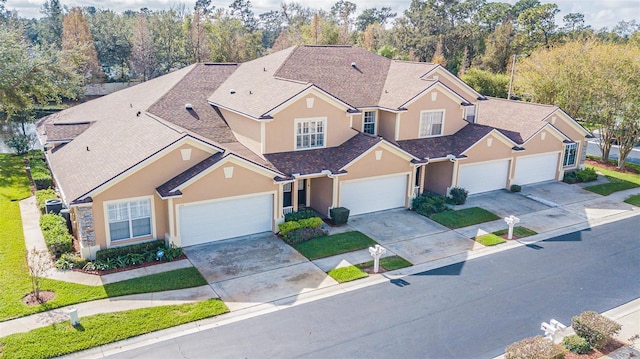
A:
[475, 234, 505, 246]
[0, 299, 229, 359]
[429, 207, 500, 229]
[584, 165, 640, 195]
[356, 256, 413, 271]
[292, 231, 377, 260]
[624, 194, 640, 206]
[327, 266, 368, 283]
[492, 226, 538, 238]
[475, 226, 538, 246]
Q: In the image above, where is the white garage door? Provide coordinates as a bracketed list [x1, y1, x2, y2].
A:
[341, 174, 408, 216]
[514, 153, 558, 185]
[458, 160, 510, 194]
[179, 194, 273, 247]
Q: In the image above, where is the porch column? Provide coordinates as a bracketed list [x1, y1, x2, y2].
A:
[278, 182, 285, 219]
[450, 159, 460, 193]
[168, 198, 175, 238]
[292, 179, 299, 212]
[331, 176, 339, 214]
[419, 164, 426, 195]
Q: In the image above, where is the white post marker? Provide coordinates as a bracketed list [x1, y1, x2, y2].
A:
[368, 245, 387, 273]
[69, 308, 79, 326]
[503, 215, 520, 240]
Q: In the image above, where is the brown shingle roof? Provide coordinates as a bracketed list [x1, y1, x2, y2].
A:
[397, 124, 496, 159]
[378, 61, 438, 110]
[147, 63, 238, 144]
[476, 97, 558, 143]
[274, 46, 391, 108]
[156, 152, 225, 198]
[44, 122, 93, 142]
[265, 133, 382, 176]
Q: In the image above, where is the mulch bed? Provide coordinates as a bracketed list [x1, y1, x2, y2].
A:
[22, 291, 56, 306]
[358, 265, 388, 274]
[75, 254, 188, 276]
[563, 339, 626, 359]
[585, 159, 639, 174]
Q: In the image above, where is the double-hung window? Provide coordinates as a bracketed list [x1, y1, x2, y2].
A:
[296, 118, 325, 150]
[419, 110, 444, 137]
[363, 111, 376, 135]
[107, 199, 152, 241]
[563, 143, 577, 167]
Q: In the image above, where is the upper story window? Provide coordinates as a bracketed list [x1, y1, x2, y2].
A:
[107, 198, 151, 241]
[296, 118, 325, 150]
[563, 143, 577, 167]
[419, 110, 444, 137]
[363, 111, 376, 135]
[465, 105, 476, 123]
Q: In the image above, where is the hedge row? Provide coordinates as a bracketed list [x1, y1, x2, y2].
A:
[28, 150, 52, 190]
[39, 213, 73, 257]
[278, 217, 323, 236]
[95, 239, 166, 261]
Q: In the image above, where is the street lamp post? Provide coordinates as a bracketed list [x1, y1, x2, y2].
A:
[508, 54, 527, 100]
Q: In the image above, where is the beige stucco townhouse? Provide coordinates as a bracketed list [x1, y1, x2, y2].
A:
[37, 45, 591, 257]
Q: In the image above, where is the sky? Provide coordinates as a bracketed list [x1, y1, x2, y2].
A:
[4, 0, 639, 30]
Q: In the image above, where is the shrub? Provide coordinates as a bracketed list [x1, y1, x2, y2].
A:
[54, 252, 88, 271]
[412, 192, 449, 216]
[330, 207, 350, 225]
[95, 239, 165, 261]
[36, 189, 58, 213]
[563, 171, 578, 184]
[40, 213, 73, 257]
[6, 134, 31, 155]
[510, 184, 522, 192]
[283, 227, 328, 245]
[448, 187, 469, 205]
[298, 217, 323, 229]
[562, 335, 592, 354]
[285, 209, 317, 222]
[31, 168, 52, 189]
[505, 336, 566, 359]
[572, 311, 621, 349]
[278, 220, 301, 236]
[575, 167, 598, 182]
[163, 243, 183, 261]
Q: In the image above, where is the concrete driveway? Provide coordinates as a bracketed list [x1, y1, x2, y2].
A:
[184, 233, 337, 311]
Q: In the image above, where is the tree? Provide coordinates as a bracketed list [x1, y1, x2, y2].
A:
[330, 0, 357, 44]
[38, 0, 64, 47]
[461, 67, 509, 98]
[514, 3, 559, 52]
[187, 0, 214, 62]
[131, 13, 156, 81]
[0, 26, 81, 124]
[149, 7, 189, 75]
[26, 247, 53, 302]
[208, 11, 263, 62]
[355, 7, 396, 31]
[431, 35, 447, 65]
[87, 10, 134, 80]
[229, 0, 257, 30]
[515, 41, 640, 166]
[62, 7, 102, 82]
[479, 21, 514, 73]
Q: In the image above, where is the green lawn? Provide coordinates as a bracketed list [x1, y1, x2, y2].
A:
[475, 233, 506, 246]
[492, 226, 538, 238]
[292, 231, 377, 260]
[584, 165, 640, 195]
[327, 266, 368, 283]
[429, 207, 500, 229]
[356, 256, 413, 271]
[624, 194, 640, 207]
[0, 154, 207, 322]
[0, 299, 229, 359]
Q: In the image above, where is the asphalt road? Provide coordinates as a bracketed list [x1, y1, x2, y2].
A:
[110, 218, 640, 359]
[587, 141, 640, 165]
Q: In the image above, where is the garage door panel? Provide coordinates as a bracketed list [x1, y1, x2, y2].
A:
[458, 160, 509, 194]
[180, 194, 273, 247]
[514, 153, 558, 185]
[341, 175, 407, 216]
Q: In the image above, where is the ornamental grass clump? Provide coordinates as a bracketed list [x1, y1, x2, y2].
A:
[505, 336, 565, 359]
[572, 311, 621, 349]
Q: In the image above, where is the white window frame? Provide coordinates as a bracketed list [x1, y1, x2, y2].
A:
[363, 110, 376, 135]
[104, 196, 155, 244]
[563, 143, 578, 167]
[419, 110, 445, 138]
[464, 104, 476, 123]
[294, 117, 326, 150]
